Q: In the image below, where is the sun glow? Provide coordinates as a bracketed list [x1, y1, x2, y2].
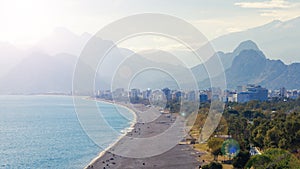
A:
[0, 0, 58, 46]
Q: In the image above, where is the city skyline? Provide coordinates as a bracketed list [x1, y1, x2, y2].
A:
[1, 1, 300, 168]
[95, 84, 300, 104]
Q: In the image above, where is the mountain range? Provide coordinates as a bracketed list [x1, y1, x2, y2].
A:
[196, 40, 300, 90]
[0, 52, 76, 94]
[0, 38, 299, 94]
[0, 17, 300, 94]
[212, 16, 300, 64]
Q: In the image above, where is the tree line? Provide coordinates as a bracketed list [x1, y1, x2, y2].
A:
[196, 98, 300, 168]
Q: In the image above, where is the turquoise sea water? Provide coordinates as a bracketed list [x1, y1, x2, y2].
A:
[0, 95, 134, 169]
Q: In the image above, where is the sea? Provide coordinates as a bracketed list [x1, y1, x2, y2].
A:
[0, 95, 134, 169]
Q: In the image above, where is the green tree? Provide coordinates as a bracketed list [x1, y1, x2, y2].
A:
[245, 154, 271, 169]
[202, 162, 223, 169]
[208, 137, 223, 161]
[245, 148, 300, 169]
[232, 150, 250, 169]
[251, 124, 268, 148]
[264, 127, 283, 148]
[212, 148, 222, 161]
[243, 110, 253, 119]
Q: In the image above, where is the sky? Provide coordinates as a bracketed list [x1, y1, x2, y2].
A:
[0, 0, 300, 47]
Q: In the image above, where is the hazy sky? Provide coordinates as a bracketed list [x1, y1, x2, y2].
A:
[1, 0, 300, 47]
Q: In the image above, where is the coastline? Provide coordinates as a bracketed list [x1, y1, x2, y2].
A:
[84, 97, 202, 169]
[83, 97, 138, 168]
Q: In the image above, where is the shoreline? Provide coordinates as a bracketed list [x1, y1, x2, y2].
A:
[84, 97, 202, 169]
[83, 97, 138, 169]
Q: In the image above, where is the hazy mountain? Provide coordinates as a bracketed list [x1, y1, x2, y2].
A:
[111, 50, 196, 90]
[191, 40, 259, 82]
[93, 49, 197, 91]
[0, 38, 129, 94]
[0, 26, 99, 95]
[200, 41, 300, 90]
[224, 49, 267, 88]
[1, 23, 300, 93]
[267, 63, 300, 89]
[211, 16, 300, 64]
[226, 48, 300, 90]
[0, 37, 192, 94]
[0, 52, 77, 94]
[0, 42, 28, 78]
[33, 27, 92, 56]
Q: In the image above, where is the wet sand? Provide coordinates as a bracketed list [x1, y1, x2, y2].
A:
[85, 101, 204, 169]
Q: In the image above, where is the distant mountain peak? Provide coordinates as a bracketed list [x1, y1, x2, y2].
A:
[34, 27, 92, 56]
[232, 49, 266, 69]
[233, 40, 259, 55]
[240, 49, 266, 59]
[252, 19, 283, 31]
[270, 19, 282, 25]
[211, 16, 300, 64]
[53, 27, 75, 36]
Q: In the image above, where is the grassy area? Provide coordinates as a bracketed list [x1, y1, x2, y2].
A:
[222, 164, 233, 169]
[190, 112, 233, 168]
[193, 143, 213, 166]
[193, 143, 209, 152]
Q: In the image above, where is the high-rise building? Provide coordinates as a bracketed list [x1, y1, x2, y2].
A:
[280, 87, 287, 98]
[199, 93, 208, 103]
[162, 88, 171, 101]
[237, 85, 268, 103]
[130, 89, 140, 103]
[173, 91, 182, 102]
[237, 92, 251, 103]
[142, 89, 152, 99]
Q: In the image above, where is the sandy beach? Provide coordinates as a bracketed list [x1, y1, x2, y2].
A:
[85, 99, 204, 169]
